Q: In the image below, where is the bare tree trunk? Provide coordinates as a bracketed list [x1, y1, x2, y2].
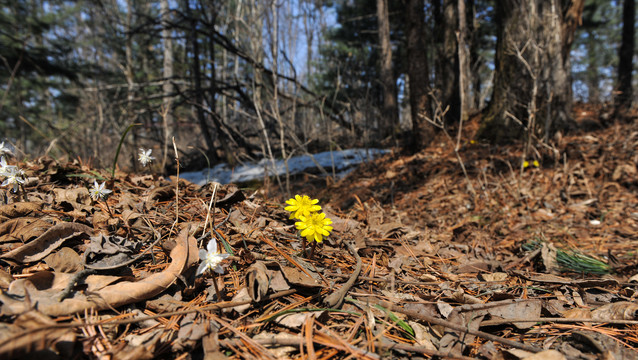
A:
[160, 0, 174, 171]
[125, 0, 138, 172]
[478, 0, 581, 144]
[615, 0, 635, 115]
[457, 0, 470, 120]
[467, 0, 482, 110]
[269, 0, 290, 194]
[440, 0, 460, 125]
[376, 0, 398, 140]
[404, 0, 434, 152]
[186, 0, 217, 162]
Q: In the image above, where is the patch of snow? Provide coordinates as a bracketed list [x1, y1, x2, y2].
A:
[179, 148, 389, 185]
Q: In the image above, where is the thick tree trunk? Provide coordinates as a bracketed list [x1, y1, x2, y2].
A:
[376, 0, 398, 139]
[440, 0, 460, 125]
[457, 0, 470, 120]
[404, 0, 434, 152]
[478, 0, 581, 144]
[468, 0, 483, 109]
[615, 0, 635, 114]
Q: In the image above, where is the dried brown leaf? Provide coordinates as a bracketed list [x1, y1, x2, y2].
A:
[0, 269, 14, 290]
[0, 227, 197, 316]
[0, 222, 94, 263]
[245, 261, 271, 302]
[521, 350, 566, 360]
[0, 202, 41, 220]
[0, 310, 76, 359]
[53, 187, 91, 205]
[44, 247, 84, 273]
[0, 217, 54, 251]
[591, 301, 638, 321]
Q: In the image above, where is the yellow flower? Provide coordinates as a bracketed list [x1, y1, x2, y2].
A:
[533, 160, 539, 167]
[295, 212, 333, 243]
[523, 160, 530, 168]
[285, 194, 321, 219]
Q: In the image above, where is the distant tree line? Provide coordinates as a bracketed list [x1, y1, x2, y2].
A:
[0, 0, 635, 173]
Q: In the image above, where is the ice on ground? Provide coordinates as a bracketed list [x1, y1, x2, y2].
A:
[179, 148, 389, 185]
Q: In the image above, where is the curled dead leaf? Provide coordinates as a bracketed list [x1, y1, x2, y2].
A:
[0, 227, 197, 317]
[246, 262, 271, 302]
[0, 217, 55, 252]
[0, 222, 94, 264]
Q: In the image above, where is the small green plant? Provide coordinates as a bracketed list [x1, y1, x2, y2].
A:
[523, 240, 611, 275]
[555, 249, 610, 275]
[111, 123, 139, 179]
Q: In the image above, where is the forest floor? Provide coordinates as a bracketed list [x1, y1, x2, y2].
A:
[1, 106, 638, 359]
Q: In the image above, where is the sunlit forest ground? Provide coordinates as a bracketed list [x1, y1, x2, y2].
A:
[1, 104, 637, 359]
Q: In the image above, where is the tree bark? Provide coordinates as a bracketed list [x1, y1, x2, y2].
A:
[185, 0, 218, 162]
[160, 0, 174, 170]
[376, 0, 398, 139]
[468, 0, 483, 109]
[615, 0, 635, 114]
[439, 0, 460, 125]
[125, 0, 138, 172]
[457, 0, 470, 120]
[478, 0, 582, 144]
[404, 0, 434, 152]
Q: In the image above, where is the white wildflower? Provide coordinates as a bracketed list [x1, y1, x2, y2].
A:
[89, 180, 112, 201]
[1, 166, 25, 193]
[138, 148, 155, 167]
[197, 239, 230, 276]
[0, 141, 12, 156]
[0, 156, 15, 175]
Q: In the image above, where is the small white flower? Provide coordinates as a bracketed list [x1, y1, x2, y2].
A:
[89, 180, 112, 201]
[0, 156, 15, 175]
[197, 239, 230, 276]
[138, 148, 155, 167]
[0, 142, 12, 156]
[1, 166, 25, 193]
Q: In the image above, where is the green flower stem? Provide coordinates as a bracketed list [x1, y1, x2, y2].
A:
[111, 123, 140, 179]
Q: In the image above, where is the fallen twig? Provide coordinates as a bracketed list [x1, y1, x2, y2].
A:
[57, 269, 97, 302]
[323, 242, 362, 308]
[0, 289, 298, 350]
[372, 299, 543, 353]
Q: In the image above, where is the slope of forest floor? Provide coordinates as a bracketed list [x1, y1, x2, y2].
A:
[1, 108, 637, 359]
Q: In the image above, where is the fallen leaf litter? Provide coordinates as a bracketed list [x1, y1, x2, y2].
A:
[0, 119, 637, 359]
